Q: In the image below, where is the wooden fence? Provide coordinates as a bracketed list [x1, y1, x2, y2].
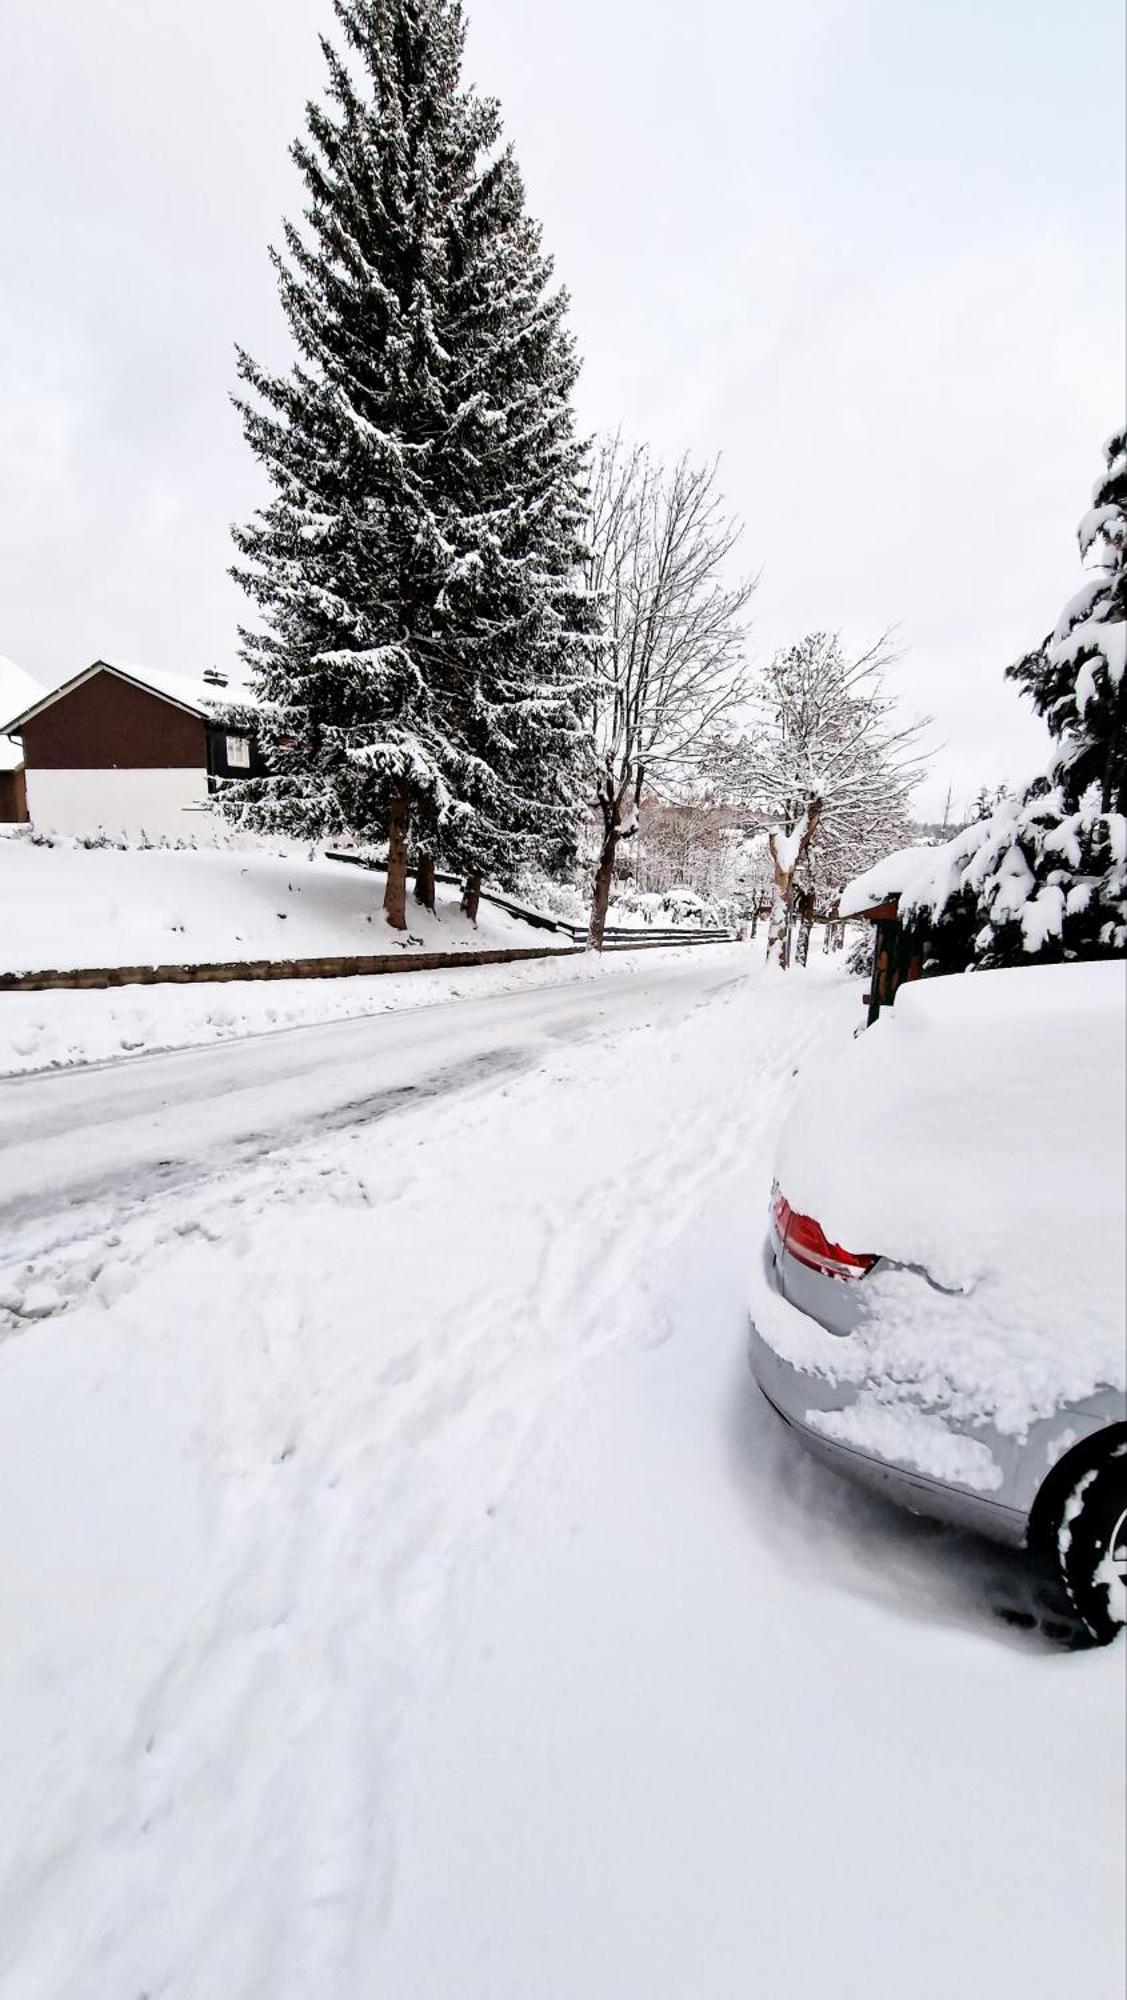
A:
[0, 854, 735, 993]
[323, 850, 735, 948]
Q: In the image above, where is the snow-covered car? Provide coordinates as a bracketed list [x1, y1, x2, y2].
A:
[748, 960, 1127, 1645]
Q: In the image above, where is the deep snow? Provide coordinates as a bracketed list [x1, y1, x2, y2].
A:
[0, 831, 541, 975]
[0, 953, 1121, 2000]
[764, 960, 1127, 1434]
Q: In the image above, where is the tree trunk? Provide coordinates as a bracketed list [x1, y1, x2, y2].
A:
[795, 886, 815, 967]
[765, 801, 822, 970]
[765, 878, 791, 967]
[383, 781, 409, 931]
[588, 828, 618, 950]
[766, 829, 796, 967]
[765, 833, 793, 968]
[414, 851, 436, 913]
[461, 871, 482, 923]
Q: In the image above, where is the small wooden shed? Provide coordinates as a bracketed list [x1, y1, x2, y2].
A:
[839, 845, 936, 1027]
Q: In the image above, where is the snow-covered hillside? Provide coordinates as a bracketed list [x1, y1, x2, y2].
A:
[0, 956, 1120, 2000]
[0, 834, 748, 1075]
[0, 832, 543, 975]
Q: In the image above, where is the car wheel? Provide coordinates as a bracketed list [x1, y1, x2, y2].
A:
[1056, 1447, 1127, 1646]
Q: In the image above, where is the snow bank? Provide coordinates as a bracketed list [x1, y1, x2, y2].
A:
[0, 961, 842, 1994]
[0, 831, 539, 975]
[0, 946, 712, 1078]
[0, 958, 1121, 1998]
[766, 961, 1127, 1435]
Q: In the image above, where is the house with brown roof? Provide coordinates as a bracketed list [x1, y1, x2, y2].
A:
[1, 658, 262, 841]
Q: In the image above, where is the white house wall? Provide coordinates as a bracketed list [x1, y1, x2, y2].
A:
[24, 767, 226, 844]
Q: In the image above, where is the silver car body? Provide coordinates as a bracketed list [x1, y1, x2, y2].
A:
[749, 1223, 1125, 1548]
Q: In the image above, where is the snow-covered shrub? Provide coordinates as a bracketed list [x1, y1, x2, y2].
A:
[653, 885, 727, 927]
[845, 925, 874, 977]
[901, 784, 1125, 969]
[512, 868, 589, 927]
[902, 428, 1126, 972]
[606, 881, 728, 928]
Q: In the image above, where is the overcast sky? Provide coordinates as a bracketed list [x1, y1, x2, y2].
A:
[2, 0, 1123, 818]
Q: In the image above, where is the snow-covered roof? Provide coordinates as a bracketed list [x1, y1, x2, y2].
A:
[839, 844, 938, 918]
[3, 658, 259, 735]
[0, 657, 45, 769]
[99, 658, 260, 715]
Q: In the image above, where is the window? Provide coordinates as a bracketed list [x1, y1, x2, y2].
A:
[225, 734, 251, 770]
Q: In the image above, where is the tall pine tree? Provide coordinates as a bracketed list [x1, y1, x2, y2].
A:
[228, 0, 592, 926]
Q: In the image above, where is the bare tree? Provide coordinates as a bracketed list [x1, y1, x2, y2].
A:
[584, 438, 755, 947]
[711, 632, 925, 966]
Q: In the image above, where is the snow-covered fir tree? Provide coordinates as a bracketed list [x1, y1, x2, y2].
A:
[430, 135, 594, 917]
[227, 0, 592, 926]
[1009, 427, 1126, 817]
[902, 429, 1127, 969]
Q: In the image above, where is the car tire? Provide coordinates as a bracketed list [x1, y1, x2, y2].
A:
[1056, 1447, 1127, 1646]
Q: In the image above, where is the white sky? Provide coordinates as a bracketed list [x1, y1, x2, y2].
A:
[1, 0, 1123, 818]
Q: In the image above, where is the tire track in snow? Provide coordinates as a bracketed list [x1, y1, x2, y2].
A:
[0, 963, 858, 1999]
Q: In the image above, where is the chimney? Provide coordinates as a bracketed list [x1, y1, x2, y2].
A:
[203, 667, 229, 688]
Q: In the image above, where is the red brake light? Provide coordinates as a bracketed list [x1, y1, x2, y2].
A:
[769, 1181, 875, 1282]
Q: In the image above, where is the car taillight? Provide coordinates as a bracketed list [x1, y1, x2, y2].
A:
[769, 1181, 875, 1282]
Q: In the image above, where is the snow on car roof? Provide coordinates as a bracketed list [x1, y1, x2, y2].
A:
[764, 960, 1127, 1436]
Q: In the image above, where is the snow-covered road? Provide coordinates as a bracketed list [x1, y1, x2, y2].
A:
[0, 954, 1122, 1999]
[0, 953, 741, 1264]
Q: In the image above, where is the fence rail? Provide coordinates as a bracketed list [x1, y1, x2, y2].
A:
[324, 851, 735, 946]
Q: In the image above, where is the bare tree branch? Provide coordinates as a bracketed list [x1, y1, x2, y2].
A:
[708, 631, 928, 965]
[583, 437, 755, 946]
